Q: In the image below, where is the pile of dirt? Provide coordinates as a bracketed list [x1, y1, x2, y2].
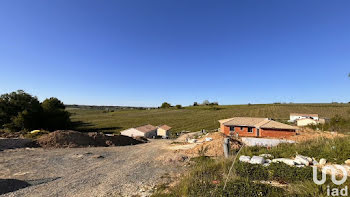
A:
[37, 130, 145, 148]
[0, 131, 23, 138]
[182, 132, 242, 157]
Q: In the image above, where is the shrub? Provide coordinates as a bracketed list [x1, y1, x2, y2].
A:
[175, 105, 183, 109]
[160, 102, 171, 108]
[234, 162, 269, 180]
[41, 98, 71, 130]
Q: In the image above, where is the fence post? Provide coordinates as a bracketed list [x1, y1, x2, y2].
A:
[223, 137, 230, 158]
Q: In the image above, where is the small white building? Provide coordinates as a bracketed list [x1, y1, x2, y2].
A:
[289, 113, 319, 122]
[120, 124, 157, 138]
[157, 125, 172, 138]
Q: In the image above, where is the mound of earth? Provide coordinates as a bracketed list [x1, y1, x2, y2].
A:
[37, 130, 145, 148]
[182, 132, 242, 157]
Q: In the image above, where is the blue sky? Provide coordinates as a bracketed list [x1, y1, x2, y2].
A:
[0, 0, 349, 107]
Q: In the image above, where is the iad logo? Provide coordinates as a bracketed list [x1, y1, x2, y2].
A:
[313, 166, 348, 196]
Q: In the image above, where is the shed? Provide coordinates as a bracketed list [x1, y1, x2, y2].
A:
[157, 125, 172, 138]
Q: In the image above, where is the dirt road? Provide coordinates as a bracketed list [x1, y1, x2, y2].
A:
[0, 140, 180, 197]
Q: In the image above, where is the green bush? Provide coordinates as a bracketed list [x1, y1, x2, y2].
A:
[160, 102, 171, 108]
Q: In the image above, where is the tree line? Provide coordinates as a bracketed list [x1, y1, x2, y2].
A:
[0, 90, 71, 132]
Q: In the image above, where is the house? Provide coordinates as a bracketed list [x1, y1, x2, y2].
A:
[120, 124, 157, 138]
[157, 125, 172, 138]
[289, 113, 319, 122]
[219, 117, 298, 138]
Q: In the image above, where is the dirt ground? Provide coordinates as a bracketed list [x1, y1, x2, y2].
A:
[286, 128, 345, 142]
[0, 140, 183, 197]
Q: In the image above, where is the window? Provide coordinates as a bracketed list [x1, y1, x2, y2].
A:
[229, 126, 235, 131]
[240, 127, 244, 130]
[248, 127, 253, 133]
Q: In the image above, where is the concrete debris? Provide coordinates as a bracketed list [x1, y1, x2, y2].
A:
[250, 156, 265, 165]
[239, 155, 251, 163]
[295, 155, 311, 166]
[323, 164, 350, 177]
[187, 139, 198, 143]
[345, 159, 350, 166]
[319, 158, 327, 165]
[272, 158, 296, 166]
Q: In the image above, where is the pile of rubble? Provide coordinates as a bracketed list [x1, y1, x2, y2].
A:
[239, 154, 350, 177]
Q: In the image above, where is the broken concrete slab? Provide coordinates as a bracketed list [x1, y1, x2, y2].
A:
[250, 156, 265, 165]
[239, 155, 251, 163]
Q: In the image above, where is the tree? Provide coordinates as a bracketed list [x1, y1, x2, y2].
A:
[41, 98, 71, 130]
[0, 90, 42, 130]
[0, 90, 71, 131]
[160, 102, 171, 108]
[193, 102, 198, 106]
[175, 104, 182, 109]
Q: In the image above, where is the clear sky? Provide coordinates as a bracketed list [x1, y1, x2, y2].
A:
[1, 0, 349, 107]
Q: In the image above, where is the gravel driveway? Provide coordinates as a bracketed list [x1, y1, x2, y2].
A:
[0, 140, 179, 197]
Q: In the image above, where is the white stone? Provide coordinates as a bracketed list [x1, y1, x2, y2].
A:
[295, 155, 311, 166]
[345, 159, 350, 166]
[272, 158, 296, 166]
[319, 158, 327, 165]
[250, 156, 265, 165]
[239, 155, 251, 163]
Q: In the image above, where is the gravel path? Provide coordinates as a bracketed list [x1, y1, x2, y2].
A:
[0, 140, 179, 197]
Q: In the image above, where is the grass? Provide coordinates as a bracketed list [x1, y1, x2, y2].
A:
[241, 136, 350, 163]
[152, 136, 350, 197]
[68, 103, 350, 133]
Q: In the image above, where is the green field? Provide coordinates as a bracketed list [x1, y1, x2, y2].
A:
[68, 103, 350, 133]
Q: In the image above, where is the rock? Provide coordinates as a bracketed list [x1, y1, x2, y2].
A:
[263, 163, 270, 167]
[272, 158, 296, 166]
[205, 137, 213, 142]
[239, 155, 251, 163]
[295, 155, 311, 166]
[295, 164, 305, 168]
[265, 159, 272, 164]
[92, 155, 104, 159]
[250, 156, 265, 165]
[345, 159, 350, 166]
[319, 158, 327, 165]
[259, 154, 273, 158]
